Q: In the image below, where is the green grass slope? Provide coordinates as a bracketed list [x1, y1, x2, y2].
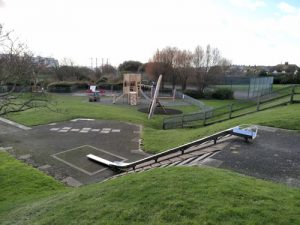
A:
[2, 166, 300, 225]
[0, 152, 67, 215]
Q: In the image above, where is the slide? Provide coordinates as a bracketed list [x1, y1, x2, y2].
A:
[139, 88, 151, 102]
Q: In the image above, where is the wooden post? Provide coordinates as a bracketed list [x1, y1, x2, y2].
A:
[290, 85, 295, 104]
[203, 111, 207, 126]
[229, 104, 233, 119]
[256, 95, 261, 111]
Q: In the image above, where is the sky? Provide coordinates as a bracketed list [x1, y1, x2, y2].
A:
[0, 0, 300, 67]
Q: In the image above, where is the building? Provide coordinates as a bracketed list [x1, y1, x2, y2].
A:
[33, 56, 59, 68]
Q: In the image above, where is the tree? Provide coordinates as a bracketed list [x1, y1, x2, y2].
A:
[144, 61, 172, 88]
[0, 24, 47, 116]
[151, 47, 178, 89]
[192, 45, 230, 93]
[118, 60, 142, 73]
[101, 64, 116, 75]
[54, 58, 94, 82]
[174, 49, 193, 91]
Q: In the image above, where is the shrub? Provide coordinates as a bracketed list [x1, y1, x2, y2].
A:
[211, 88, 233, 100]
[183, 90, 205, 99]
[98, 77, 108, 83]
[273, 74, 300, 84]
[97, 83, 122, 91]
[47, 81, 88, 93]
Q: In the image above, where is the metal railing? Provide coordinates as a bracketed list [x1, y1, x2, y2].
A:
[88, 126, 256, 171]
[176, 91, 213, 111]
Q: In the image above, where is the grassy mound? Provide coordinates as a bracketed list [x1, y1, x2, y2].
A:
[2, 165, 300, 225]
[0, 152, 67, 214]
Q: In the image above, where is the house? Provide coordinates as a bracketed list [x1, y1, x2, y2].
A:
[271, 62, 299, 75]
[33, 56, 59, 68]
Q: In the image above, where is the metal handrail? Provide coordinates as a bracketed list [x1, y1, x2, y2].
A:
[88, 126, 257, 170]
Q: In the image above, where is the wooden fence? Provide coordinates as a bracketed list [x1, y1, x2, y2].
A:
[163, 85, 300, 129]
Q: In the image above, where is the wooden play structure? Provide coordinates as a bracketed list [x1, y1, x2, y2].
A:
[113, 73, 176, 107]
[113, 73, 141, 105]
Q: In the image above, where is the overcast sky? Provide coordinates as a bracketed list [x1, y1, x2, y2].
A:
[0, 0, 299, 67]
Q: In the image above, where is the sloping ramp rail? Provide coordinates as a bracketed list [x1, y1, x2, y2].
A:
[87, 125, 258, 171]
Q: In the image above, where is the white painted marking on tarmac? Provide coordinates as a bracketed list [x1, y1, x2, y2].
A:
[91, 129, 100, 132]
[51, 145, 127, 176]
[100, 130, 110, 134]
[80, 130, 89, 133]
[71, 118, 95, 122]
[70, 129, 80, 132]
[111, 129, 121, 132]
[58, 130, 68, 132]
[0, 117, 31, 130]
[49, 126, 122, 134]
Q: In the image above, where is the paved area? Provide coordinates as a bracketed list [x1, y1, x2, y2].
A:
[0, 119, 148, 186]
[204, 126, 300, 187]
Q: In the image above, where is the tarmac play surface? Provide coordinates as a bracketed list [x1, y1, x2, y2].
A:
[0, 119, 149, 186]
[202, 126, 300, 187]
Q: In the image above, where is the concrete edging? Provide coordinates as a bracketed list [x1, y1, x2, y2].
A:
[0, 117, 31, 130]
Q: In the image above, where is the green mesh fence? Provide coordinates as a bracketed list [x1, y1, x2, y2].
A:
[210, 76, 273, 99]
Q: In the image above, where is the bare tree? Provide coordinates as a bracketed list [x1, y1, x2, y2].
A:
[0, 24, 48, 116]
[192, 44, 230, 93]
[174, 49, 193, 91]
[151, 47, 178, 89]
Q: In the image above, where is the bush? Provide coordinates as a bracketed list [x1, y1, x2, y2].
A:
[211, 88, 233, 100]
[98, 77, 108, 83]
[47, 81, 88, 93]
[97, 83, 123, 91]
[183, 90, 205, 99]
[273, 74, 300, 84]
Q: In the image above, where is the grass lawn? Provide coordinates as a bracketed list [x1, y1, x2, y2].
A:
[1, 156, 299, 225]
[5, 93, 300, 153]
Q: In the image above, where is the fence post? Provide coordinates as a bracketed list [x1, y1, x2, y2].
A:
[256, 95, 261, 111]
[229, 104, 233, 119]
[203, 111, 207, 126]
[181, 116, 184, 128]
[290, 85, 295, 104]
